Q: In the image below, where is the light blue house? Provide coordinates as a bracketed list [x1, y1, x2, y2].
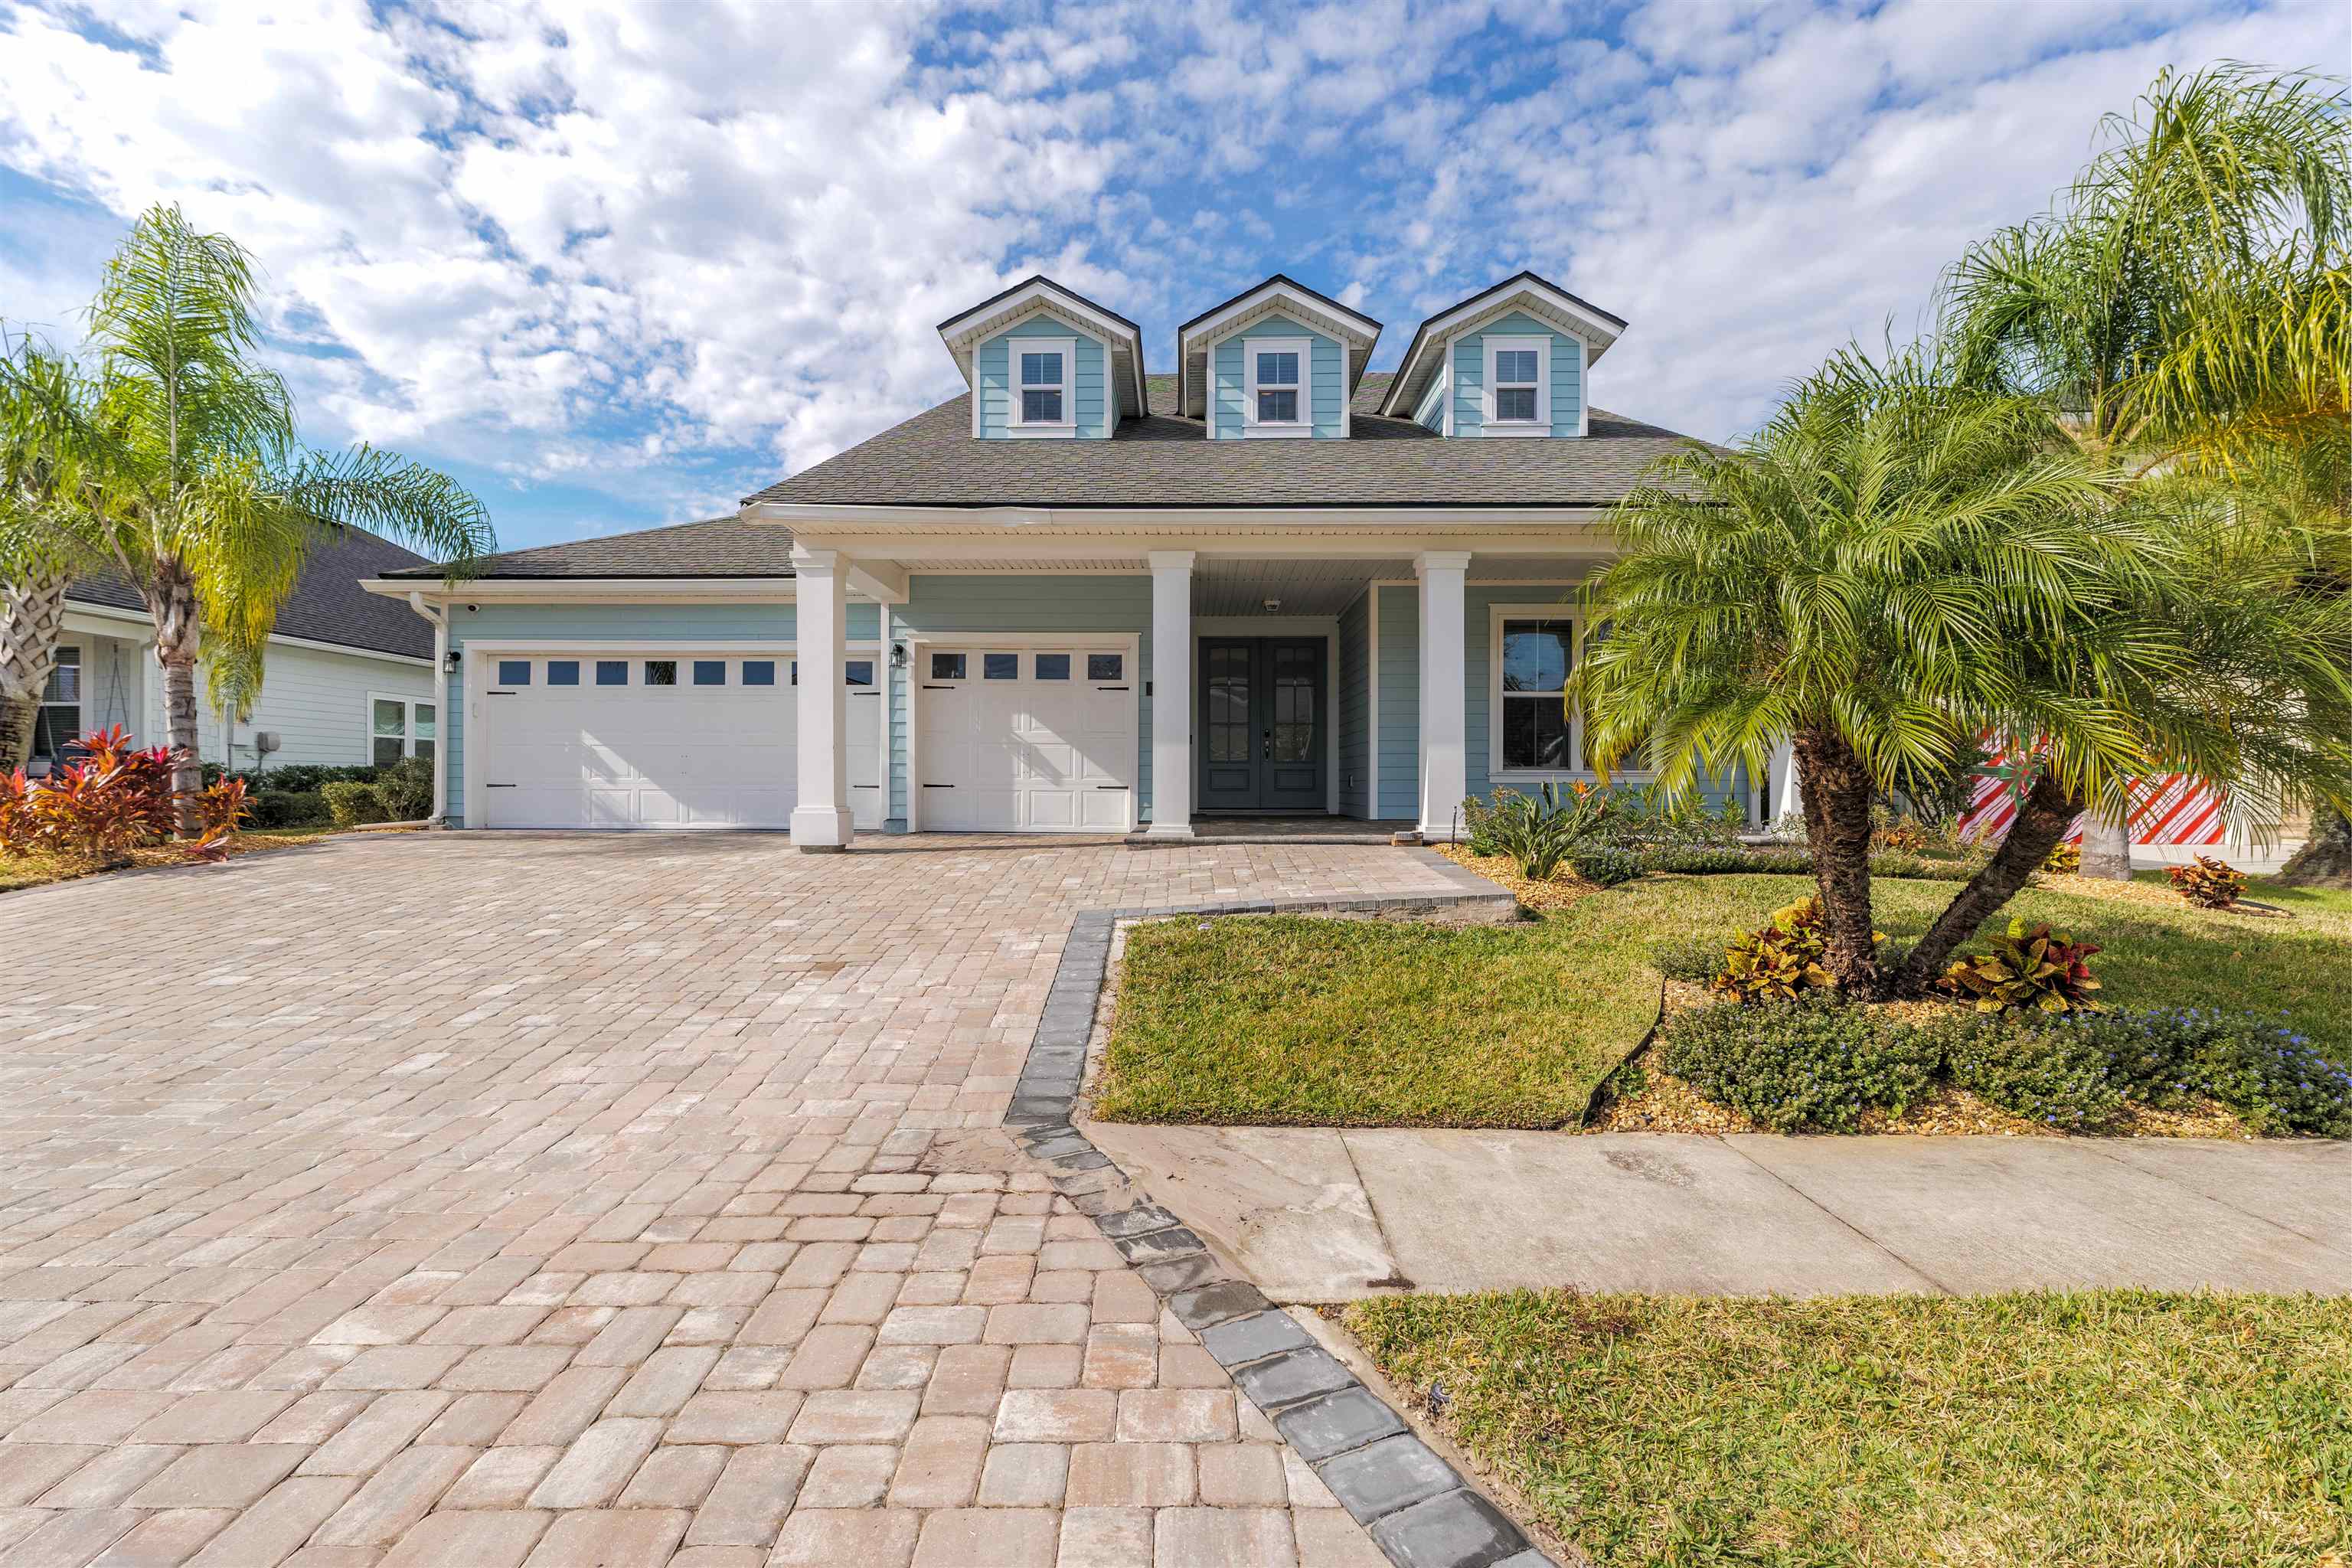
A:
[369, 272, 1745, 843]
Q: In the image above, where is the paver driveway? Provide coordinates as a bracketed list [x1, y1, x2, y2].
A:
[0, 831, 1461, 1568]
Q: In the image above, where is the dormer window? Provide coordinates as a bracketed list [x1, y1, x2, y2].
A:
[1245, 337, 1311, 436]
[1015, 344, 1071, 430]
[1255, 351, 1299, 423]
[1485, 337, 1548, 434]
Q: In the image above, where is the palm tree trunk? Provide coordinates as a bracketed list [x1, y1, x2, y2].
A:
[1793, 727, 1883, 995]
[1, 570, 72, 770]
[149, 561, 204, 836]
[2078, 808, 2132, 880]
[1896, 769, 2083, 995]
[2275, 809, 2352, 888]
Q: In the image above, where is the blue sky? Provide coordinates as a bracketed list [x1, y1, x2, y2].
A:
[1, 0, 2341, 555]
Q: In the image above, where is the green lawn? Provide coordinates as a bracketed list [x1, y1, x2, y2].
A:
[1341, 1289, 2352, 1568]
[1090, 872, 2352, 1127]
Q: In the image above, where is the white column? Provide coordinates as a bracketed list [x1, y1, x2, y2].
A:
[1415, 550, 1472, 840]
[1768, 741, 1800, 833]
[1146, 550, 1195, 838]
[789, 546, 854, 851]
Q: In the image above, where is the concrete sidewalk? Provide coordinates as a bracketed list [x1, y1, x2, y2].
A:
[1083, 1124, 2351, 1300]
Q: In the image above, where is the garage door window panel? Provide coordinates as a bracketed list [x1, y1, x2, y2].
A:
[692, 660, 726, 686]
[596, 661, 629, 686]
[644, 660, 678, 687]
[548, 661, 580, 685]
[742, 660, 775, 685]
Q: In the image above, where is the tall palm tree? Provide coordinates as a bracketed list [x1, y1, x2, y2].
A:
[1580, 353, 2118, 994]
[0, 342, 90, 768]
[1941, 61, 2350, 877]
[1579, 348, 2352, 998]
[0, 204, 493, 825]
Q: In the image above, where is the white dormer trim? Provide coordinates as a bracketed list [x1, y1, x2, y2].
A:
[1482, 335, 1550, 436]
[937, 277, 1148, 418]
[1379, 274, 1622, 420]
[1178, 277, 1380, 420]
[1240, 335, 1312, 439]
[1007, 335, 1078, 439]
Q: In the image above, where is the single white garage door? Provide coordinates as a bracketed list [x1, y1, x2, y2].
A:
[475, 652, 884, 830]
[916, 647, 1135, 831]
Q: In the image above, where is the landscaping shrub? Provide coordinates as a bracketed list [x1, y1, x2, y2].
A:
[1627, 845, 1992, 880]
[1570, 844, 1643, 886]
[1587, 783, 1744, 851]
[1648, 937, 1723, 984]
[2190, 1016, 2352, 1136]
[247, 789, 330, 829]
[371, 756, 433, 821]
[2042, 841, 2082, 874]
[1939, 916, 2101, 1013]
[1662, 999, 1940, 1132]
[1461, 793, 1502, 858]
[0, 727, 178, 864]
[251, 762, 378, 795]
[321, 779, 390, 828]
[1485, 782, 1601, 880]
[2167, 854, 2248, 910]
[1936, 1013, 2127, 1131]
[1712, 897, 1847, 1002]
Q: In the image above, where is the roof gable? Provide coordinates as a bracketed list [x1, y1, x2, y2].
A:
[1176, 275, 1381, 419]
[1379, 272, 1626, 419]
[936, 276, 1149, 418]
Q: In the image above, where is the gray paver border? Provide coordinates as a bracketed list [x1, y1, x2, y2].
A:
[1006, 844, 1560, 1568]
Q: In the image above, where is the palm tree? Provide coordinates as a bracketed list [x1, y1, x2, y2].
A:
[0, 341, 89, 768]
[1941, 61, 2350, 877]
[0, 204, 493, 825]
[1580, 352, 2352, 998]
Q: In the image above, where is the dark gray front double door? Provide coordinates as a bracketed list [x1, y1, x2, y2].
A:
[1198, 637, 1325, 812]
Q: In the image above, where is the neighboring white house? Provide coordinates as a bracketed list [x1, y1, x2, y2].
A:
[34, 528, 442, 778]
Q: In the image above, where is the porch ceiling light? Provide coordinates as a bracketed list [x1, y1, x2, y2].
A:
[1262, 598, 1282, 612]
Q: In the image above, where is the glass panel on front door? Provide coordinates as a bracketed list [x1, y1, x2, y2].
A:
[1206, 645, 1252, 763]
[1271, 644, 1316, 763]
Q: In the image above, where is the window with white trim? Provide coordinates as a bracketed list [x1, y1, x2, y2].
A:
[1014, 342, 1071, 428]
[1495, 617, 1574, 772]
[31, 644, 81, 769]
[1483, 336, 1549, 433]
[1243, 337, 1310, 434]
[1488, 607, 1650, 779]
[371, 694, 436, 767]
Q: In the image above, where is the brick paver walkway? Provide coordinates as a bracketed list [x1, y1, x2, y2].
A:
[0, 831, 1459, 1567]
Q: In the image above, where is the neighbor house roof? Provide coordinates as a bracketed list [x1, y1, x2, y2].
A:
[70, 527, 439, 658]
[745, 372, 1707, 511]
[377, 516, 792, 581]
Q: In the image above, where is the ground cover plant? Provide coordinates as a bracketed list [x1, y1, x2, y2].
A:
[1093, 871, 2352, 1130]
[1340, 1289, 2352, 1568]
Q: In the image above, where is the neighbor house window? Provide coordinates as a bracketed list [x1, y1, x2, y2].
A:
[1484, 337, 1548, 433]
[1495, 617, 1573, 771]
[31, 645, 80, 768]
[1011, 339, 1074, 430]
[1244, 338, 1309, 433]
[370, 695, 436, 767]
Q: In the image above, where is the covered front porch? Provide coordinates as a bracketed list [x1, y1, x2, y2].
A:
[763, 511, 1758, 847]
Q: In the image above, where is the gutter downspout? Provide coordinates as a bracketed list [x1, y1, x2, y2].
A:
[409, 593, 449, 828]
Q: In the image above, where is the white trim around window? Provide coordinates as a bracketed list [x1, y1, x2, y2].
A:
[368, 690, 438, 769]
[1485, 603, 1650, 782]
[1242, 335, 1312, 437]
[1482, 336, 1549, 435]
[1009, 336, 1076, 436]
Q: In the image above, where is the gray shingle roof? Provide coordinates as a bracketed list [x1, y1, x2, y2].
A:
[377, 516, 792, 581]
[70, 527, 438, 659]
[381, 372, 1716, 583]
[744, 372, 1709, 511]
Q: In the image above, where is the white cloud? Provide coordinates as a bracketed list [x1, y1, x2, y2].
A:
[0, 0, 2340, 550]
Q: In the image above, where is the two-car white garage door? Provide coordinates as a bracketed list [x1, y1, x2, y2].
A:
[469, 643, 1138, 834]
[473, 650, 884, 830]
